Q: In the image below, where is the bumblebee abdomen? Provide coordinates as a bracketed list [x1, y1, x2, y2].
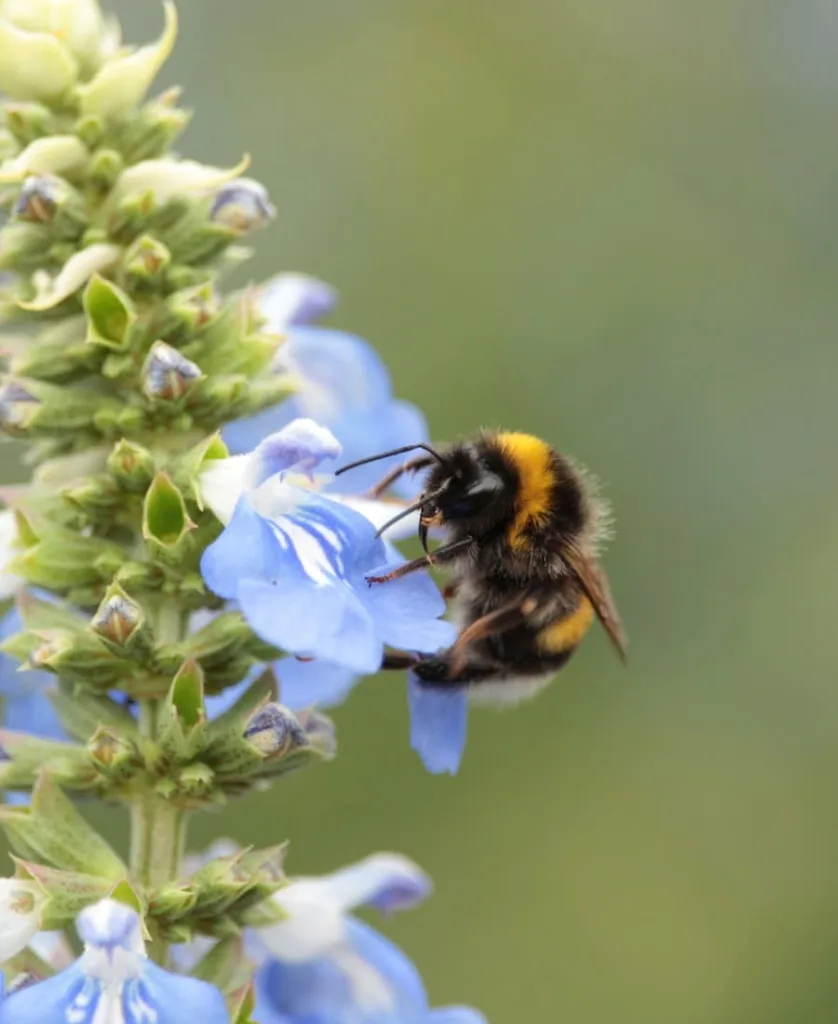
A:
[535, 595, 595, 655]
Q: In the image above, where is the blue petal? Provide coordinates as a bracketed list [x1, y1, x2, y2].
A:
[274, 656, 359, 710]
[239, 578, 381, 674]
[318, 402, 428, 497]
[325, 856, 432, 916]
[345, 917, 427, 1013]
[284, 328, 394, 411]
[200, 495, 278, 599]
[132, 961, 229, 1024]
[0, 957, 228, 1024]
[260, 273, 337, 328]
[203, 674, 255, 719]
[407, 676, 468, 775]
[249, 419, 342, 488]
[427, 1009, 488, 1024]
[4, 686, 64, 740]
[254, 955, 350, 1024]
[362, 565, 455, 654]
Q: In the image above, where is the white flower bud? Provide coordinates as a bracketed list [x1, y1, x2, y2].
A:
[0, 0, 106, 73]
[19, 242, 120, 311]
[112, 154, 251, 208]
[0, 507, 22, 599]
[0, 18, 78, 101]
[77, 1, 177, 120]
[0, 135, 88, 183]
[0, 878, 42, 961]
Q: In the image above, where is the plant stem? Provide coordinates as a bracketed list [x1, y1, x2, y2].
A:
[129, 602, 190, 965]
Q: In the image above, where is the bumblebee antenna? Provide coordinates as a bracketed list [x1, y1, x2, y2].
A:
[334, 443, 446, 477]
[373, 484, 448, 538]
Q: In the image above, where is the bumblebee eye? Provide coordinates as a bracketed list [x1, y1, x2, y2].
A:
[444, 474, 502, 518]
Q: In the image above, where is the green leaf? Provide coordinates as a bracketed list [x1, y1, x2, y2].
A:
[0, 773, 125, 878]
[0, 729, 94, 791]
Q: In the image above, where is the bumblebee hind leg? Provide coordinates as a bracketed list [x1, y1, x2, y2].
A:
[412, 652, 502, 688]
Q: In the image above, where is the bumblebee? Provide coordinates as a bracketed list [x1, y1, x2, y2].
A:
[335, 431, 626, 702]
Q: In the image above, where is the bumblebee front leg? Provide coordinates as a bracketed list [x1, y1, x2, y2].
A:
[366, 538, 472, 585]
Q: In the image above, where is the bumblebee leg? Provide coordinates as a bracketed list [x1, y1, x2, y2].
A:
[366, 455, 435, 498]
[380, 651, 420, 670]
[412, 653, 501, 687]
[366, 538, 472, 585]
[446, 596, 535, 677]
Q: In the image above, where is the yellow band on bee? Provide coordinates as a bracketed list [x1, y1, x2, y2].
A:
[497, 432, 556, 548]
[536, 597, 595, 653]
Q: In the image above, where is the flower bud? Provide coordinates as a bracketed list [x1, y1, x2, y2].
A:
[142, 341, 203, 401]
[161, 282, 220, 341]
[12, 174, 87, 239]
[112, 153, 250, 208]
[107, 439, 155, 491]
[0, 380, 40, 434]
[0, 135, 88, 182]
[87, 147, 124, 190]
[77, 2, 177, 120]
[4, 101, 56, 145]
[18, 243, 121, 311]
[210, 178, 275, 235]
[244, 703, 308, 761]
[0, 0, 107, 75]
[29, 627, 133, 689]
[0, 878, 42, 961]
[0, 20, 77, 102]
[122, 234, 170, 287]
[90, 583, 148, 649]
[87, 726, 141, 782]
[0, 376, 120, 437]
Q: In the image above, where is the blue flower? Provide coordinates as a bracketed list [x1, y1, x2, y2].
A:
[407, 677, 469, 777]
[0, 609, 64, 744]
[246, 853, 485, 1024]
[0, 899, 228, 1024]
[223, 275, 428, 497]
[200, 419, 455, 675]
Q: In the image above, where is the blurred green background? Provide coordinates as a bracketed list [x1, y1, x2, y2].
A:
[12, 1, 838, 1021]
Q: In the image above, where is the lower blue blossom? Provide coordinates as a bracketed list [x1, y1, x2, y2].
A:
[0, 899, 229, 1024]
[200, 420, 455, 675]
[238, 852, 484, 1024]
[224, 276, 428, 497]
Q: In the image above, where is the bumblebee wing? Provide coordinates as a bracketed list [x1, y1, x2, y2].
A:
[562, 541, 628, 663]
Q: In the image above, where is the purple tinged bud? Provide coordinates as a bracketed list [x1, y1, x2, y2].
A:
[210, 178, 276, 234]
[244, 703, 308, 760]
[13, 174, 65, 223]
[143, 341, 203, 401]
[91, 591, 143, 645]
[0, 381, 40, 432]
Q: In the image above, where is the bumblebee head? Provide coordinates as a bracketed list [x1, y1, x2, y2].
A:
[419, 441, 517, 541]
